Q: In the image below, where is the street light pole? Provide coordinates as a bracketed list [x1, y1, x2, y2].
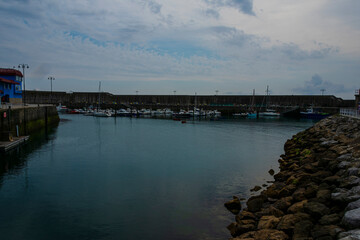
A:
[48, 76, 55, 104]
[18, 64, 29, 106]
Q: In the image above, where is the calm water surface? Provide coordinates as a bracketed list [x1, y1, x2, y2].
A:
[0, 115, 315, 239]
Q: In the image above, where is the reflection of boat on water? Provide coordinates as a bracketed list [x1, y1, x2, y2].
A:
[300, 108, 330, 119]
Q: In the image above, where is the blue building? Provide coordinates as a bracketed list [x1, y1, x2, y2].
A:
[0, 68, 23, 104]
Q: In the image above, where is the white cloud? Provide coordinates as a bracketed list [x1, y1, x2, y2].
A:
[0, 0, 358, 98]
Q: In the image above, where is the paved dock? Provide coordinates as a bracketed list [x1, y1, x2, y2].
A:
[0, 136, 29, 152]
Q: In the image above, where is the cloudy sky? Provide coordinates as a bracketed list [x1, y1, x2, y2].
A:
[0, 0, 359, 99]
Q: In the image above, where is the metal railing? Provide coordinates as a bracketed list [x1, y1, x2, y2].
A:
[340, 108, 360, 119]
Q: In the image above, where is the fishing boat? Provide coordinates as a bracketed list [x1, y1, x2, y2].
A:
[300, 108, 330, 119]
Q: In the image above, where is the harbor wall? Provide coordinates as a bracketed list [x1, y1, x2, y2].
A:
[225, 115, 360, 239]
[25, 91, 354, 109]
[0, 105, 59, 139]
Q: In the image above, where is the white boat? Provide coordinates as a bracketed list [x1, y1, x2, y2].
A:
[259, 86, 280, 117]
[116, 109, 130, 116]
[259, 109, 280, 117]
[94, 110, 112, 117]
[233, 112, 248, 117]
[152, 109, 164, 115]
[56, 103, 67, 112]
[84, 110, 94, 116]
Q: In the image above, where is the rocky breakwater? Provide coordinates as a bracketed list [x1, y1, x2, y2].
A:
[225, 115, 360, 240]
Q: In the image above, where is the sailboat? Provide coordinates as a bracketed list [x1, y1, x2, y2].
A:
[247, 89, 257, 118]
[259, 86, 280, 117]
[94, 81, 111, 117]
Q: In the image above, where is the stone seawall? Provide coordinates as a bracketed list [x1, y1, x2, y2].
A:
[225, 115, 360, 240]
[0, 105, 59, 137]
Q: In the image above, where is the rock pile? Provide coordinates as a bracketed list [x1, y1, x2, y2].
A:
[225, 115, 360, 240]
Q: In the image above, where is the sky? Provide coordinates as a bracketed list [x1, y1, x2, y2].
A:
[0, 0, 359, 99]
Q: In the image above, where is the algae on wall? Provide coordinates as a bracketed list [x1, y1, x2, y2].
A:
[0, 106, 59, 137]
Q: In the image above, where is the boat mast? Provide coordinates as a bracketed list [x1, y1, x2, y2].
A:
[265, 85, 270, 110]
[97, 81, 101, 111]
[251, 89, 255, 111]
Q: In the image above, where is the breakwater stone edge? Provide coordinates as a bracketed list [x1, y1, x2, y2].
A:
[224, 115, 360, 240]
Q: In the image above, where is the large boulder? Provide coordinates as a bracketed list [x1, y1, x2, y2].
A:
[257, 206, 284, 218]
[319, 214, 341, 225]
[341, 208, 360, 229]
[227, 222, 256, 237]
[273, 197, 292, 212]
[225, 196, 242, 214]
[338, 229, 360, 240]
[256, 229, 288, 240]
[304, 201, 330, 218]
[257, 216, 281, 229]
[316, 189, 332, 203]
[346, 199, 360, 211]
[293, 220, 313, 240]
[247, 196, 265, 212]
[277, 214, 302, 231]
[287, 200, 307, 214]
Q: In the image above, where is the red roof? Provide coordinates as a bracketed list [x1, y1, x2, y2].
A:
[0, 77, 20, 85]
[0, 68, 23, 77]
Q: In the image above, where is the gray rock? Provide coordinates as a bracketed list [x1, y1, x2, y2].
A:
[332, 187, 360, 203]
[338, 229, 360, 240]
[348, 168, 359, 176]
[339, 161, 352, 169]
[321, 140, 338, 146]
[337, 153, 353, 161]
[346, 199, 360, 211]
[342, 208, 360, 229]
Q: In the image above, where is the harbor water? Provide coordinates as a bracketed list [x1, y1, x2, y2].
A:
[0, 115, 315, 239]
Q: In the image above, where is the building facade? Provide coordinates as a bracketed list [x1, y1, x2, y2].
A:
[0, 68, 23, 104]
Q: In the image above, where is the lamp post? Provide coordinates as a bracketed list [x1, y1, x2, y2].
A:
[18, 64, 29, 106]
[48, 76, 55, 104]
[320, 89, 326, 96]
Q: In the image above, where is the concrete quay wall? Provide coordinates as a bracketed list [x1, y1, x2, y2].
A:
[0, 105, 59, 138]
[26, 91, 354, 109]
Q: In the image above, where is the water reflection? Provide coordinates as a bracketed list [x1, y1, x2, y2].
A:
[0, 124, 59, 188]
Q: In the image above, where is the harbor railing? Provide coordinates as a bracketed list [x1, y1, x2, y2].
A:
[340, 108, 360, 119]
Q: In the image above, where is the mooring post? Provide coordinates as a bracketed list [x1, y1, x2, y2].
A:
[45, 106, 48, 136]
[24, 106, 27, 135]
[8, 106, 11, 132]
